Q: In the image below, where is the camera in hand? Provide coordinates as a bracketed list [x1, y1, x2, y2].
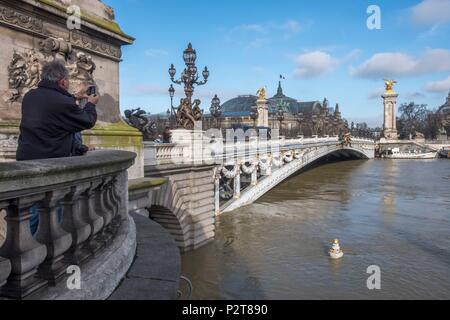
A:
[87, 85, 98, 96]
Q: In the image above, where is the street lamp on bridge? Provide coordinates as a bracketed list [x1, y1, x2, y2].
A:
[276, 106, 285, 136]
[168, 43, 210, 129]
[210, 94, 222, 128]
[168, 84, 176, 127]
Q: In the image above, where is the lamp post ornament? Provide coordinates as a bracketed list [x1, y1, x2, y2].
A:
[169, 43, 209, 130]
[210, 94, 222, 128]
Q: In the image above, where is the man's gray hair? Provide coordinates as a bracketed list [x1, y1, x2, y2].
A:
[41, 59, 69, 83]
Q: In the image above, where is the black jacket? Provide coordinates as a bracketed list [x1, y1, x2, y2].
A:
[16, 80, 97, 161]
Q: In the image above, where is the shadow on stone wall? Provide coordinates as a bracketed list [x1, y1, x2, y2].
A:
[0, 209, 6, 246]
[96, 93, 121, 123]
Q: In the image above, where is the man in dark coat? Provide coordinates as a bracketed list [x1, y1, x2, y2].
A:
[16, 60, 99, 161]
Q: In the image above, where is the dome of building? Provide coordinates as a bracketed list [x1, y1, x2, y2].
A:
[221, 81, 323, 117]
[221, 95, 258, 117]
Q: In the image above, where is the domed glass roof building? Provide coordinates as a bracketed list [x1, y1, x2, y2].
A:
[201, 81, 349, 138]
[221, 82, 324, 117]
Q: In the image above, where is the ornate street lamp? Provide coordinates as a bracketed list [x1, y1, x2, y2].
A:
[210, 94, 222, 128]
[312, 114, 319, 136]
[276, 106, 285, 136]
[168, 84, 175, 127]
[169, 43, 209, 102]
[169, 43, 209, 129]
[296, 112, 305, 136]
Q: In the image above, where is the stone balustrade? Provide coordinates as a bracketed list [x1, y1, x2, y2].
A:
[0, 150, 135, 299]
[144, 142, 187, 167]
[144, 136, 374, 168]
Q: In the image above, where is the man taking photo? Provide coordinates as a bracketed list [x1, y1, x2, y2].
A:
[16, 59, 99, 161]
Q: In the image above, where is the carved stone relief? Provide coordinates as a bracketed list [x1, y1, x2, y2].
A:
[0, 4, 122, 60]
[2, 37, 96, 104]
[0, 4, 44, 34]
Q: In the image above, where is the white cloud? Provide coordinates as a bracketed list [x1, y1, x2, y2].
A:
[294, 51, 338, 78]
[225, 19, 303, 49]
[424, 76, 450, 92]
[415, 49, 450, 73]
[293, 49, 360, 79]
[410, 0, 450, 25]
[283, 20, 301, 33]
[351, 49, 450, 78]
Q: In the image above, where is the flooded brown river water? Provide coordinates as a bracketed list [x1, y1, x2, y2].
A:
[181, 159, 450, 300]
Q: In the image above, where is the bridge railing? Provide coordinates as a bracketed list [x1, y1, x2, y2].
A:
[144, 136, 371, 167]
[352, 137, 376, 143]
[0, 150, 135, 299]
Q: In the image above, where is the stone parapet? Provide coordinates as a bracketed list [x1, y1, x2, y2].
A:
[0, 150, 136, 299]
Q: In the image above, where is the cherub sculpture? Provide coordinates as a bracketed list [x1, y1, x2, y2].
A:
[176, 98, 203, 130]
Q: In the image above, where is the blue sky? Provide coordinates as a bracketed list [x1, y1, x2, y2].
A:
[105, 0, 450, 127]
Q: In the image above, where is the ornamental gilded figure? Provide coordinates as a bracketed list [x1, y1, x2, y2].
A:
[257, 87, 266, 101]
[384, 79, 397, 94]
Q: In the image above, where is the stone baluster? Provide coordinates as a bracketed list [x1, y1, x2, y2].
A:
[104, 177, 121, 234]
[251, 168, 258, 186]
[214, 172, 220, 216]
[0, 256, 10, 289]
[234, 167, 241, 199]
[81, 180, 104, 255]
[35, 189, 73, 285]
[0, 202, 11, 290]
[0, 196, 48, 298]
[60, 184, 92, 265]
[95, 177, 114, 245]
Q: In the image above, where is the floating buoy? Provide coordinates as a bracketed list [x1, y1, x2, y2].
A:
[329, 239, 344, 259]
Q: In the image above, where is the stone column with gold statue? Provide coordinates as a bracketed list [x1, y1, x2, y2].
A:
[0, 0, 144, 179]
[382, 79, 399, 141]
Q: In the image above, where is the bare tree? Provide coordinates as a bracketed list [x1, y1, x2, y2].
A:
[397, 102, 428, 139]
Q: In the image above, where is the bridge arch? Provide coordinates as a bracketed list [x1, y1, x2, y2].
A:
[148, 167, 216, 252]
[221, 144, 374, 213]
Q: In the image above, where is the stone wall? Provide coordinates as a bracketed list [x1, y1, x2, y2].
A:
[148, 166, 216, 252]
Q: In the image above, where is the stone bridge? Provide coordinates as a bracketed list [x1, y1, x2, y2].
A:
[144, 135, 376, 251]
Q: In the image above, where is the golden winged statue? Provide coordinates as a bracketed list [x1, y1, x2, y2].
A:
[257, 87, 266, 101]
[384, 79, 397, 94]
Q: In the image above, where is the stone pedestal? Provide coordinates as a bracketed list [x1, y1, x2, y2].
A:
[82, 122, 144, 179]
[382, 93, 399, 140]
[171, 128, 207, 165]
[257, 99, 269, 128]
[0, 1, 143, 179]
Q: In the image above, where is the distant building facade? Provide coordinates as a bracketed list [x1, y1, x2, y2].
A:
[203, 82, 349, 137]
[145, 82, 350, 138]
[438, 92, 450, 136]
